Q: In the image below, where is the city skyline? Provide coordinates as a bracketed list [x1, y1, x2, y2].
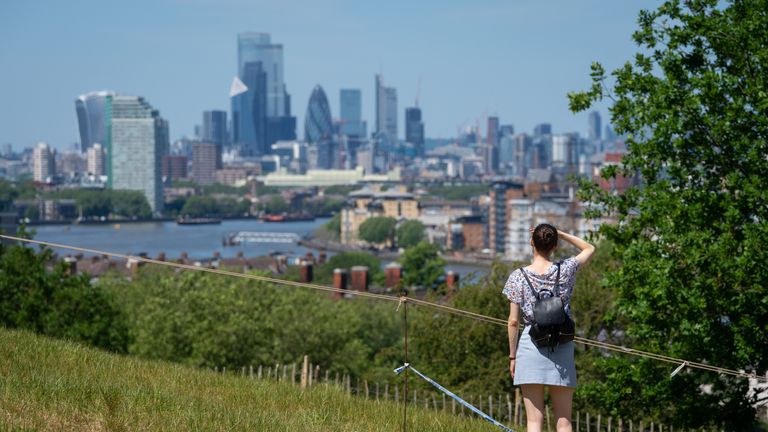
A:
[0, 0, 662, 150]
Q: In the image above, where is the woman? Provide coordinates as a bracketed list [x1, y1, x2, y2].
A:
[503, 224, 595, 432]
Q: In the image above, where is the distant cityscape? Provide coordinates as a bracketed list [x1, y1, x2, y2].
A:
[0, 31, 633, 262]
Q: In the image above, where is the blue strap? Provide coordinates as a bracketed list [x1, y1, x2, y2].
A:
[394, 363, 514, 432]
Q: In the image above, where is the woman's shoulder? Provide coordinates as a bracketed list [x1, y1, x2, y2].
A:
[560, 256, 580, 277]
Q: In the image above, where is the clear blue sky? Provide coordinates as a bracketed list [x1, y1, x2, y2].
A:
[0, 0, 661, 151]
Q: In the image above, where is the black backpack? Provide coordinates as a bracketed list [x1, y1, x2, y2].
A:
[519, 261, 575, 351]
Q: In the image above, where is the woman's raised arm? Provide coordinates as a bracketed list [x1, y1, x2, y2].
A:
[557, 230, 596, 266]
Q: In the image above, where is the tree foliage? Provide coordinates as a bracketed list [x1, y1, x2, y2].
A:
[0, 237, 127, 352]
[358, 217, 397, 245]
[399, 242, 445, 290]
[315, 251, 382, 285]
[396, 220, 426, 249]
[568, 1, 768, 428]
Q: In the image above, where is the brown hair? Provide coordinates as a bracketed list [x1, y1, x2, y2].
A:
[532, 223, 558, 255]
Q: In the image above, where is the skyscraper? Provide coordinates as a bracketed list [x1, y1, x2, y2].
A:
[484, 116, 500, 174]
[33, 142, 56, 183]
[533, 123, 552, 137]
[405, 107, 425, 156]
[75, 91, 115, 153]
[340, 89, 366, 138]
[375, 74, 398, 142]
[232, 33, 296, 155]
[588, 111, 602, 141]
[305, 85, 334, 169]
[107, 95, 167, 214]
[203, 110, 228, 149]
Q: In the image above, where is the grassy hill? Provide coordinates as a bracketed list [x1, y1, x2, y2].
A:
[0, 329, 505, 431]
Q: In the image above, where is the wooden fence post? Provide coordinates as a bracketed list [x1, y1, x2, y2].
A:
[324, 369, 329, 383]
[577, 410, 581, 432]
[587, 412, 591, 432]
[291, 363, 296, 385]
[598, 414, 602, 431]
[639, 420, 644, 432]
[629, 419, 633, 432]
[395, 384, 399, 403]
[507, 393, 512, 423]
[376, 382, 380, 401]
[249, 365, 254, 379]
[650, 422, 654, 432]
[301, 356, 308, 388]
[514, 388, 521, 425]
[489, 395, 493, 418]
[364, 380, 369, 399]
[432, 394, 437, 410]
[442, 394, 446, 411]
[385, 383, 389, 400]
[454, 397, 457, 415]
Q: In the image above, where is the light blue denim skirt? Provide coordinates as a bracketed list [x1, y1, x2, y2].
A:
[514, 325, 577, 387]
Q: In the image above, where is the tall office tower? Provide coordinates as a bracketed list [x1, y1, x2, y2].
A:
[533, 123, 552, 137]
[405, 107, 425, 156]
[33, 142, 56, 183]
[499, 124, 514, 137]
[375, 74, 398, 142]
[203, 110, 228, 151]
[486, 116, 500, 146]
[305, 85, 334, 169]
[75, 91, 115, 152]
[86, 143, 105, 176]
[107, 95, 167, 214]
[340, 89, 366, 138]
[588, 111, 602, 142]
[552, 133, 577, 172]
[191, 143, 219, 185]
[484, 116, 500, 174]
[232, 33, 296, 155]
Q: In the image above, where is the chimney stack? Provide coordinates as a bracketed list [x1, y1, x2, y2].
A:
[332, 268, 348, 300]
[350, 266, 369, 292]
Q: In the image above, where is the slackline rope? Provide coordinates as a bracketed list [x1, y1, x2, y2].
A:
[1, 234, 765, 384]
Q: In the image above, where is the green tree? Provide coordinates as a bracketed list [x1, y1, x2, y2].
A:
[396, 220, 426, 248]
[315, 251, 382, 284]
[358, 216, 397, 245]
[322, 213, 341, 240]
[111, 190, 152, 218]
[180, 196, 220, 217]
[399, 241, 445, 290]
[0, 235, 127, 352]
[568, 1, 768, 428]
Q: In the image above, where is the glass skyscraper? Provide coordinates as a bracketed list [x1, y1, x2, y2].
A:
[232, 33, 296, 156]
[305, 85, 334, 169]
[107, 95, 167, 214]
[375, 74, 397, 143]
[340, 89, 366, 138]
[404, 107, 424, 156]
[203, 110, 227, 149]
[75, 91, 115, 153]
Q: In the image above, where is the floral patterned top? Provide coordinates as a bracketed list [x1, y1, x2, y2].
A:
[502, 257, 580, 324]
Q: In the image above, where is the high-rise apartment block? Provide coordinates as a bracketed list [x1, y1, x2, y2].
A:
[232, 33, 296, 156]
[375, 74, 398, 142]
[488, 180, 524, 255]
[191, 143, 219, 185]
[108, 95, 168, 214]
[405, 107, 424, 156]
[86, 143, 105, 176]
[75, 91, 115, 153]
[163, 155, 188, 180]
[33, 142, 56, 183]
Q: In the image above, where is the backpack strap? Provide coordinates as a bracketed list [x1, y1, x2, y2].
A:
[554, 261, 562, 296]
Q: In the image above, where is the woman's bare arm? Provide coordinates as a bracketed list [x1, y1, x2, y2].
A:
[508, 302, 521, 379]
[557, 230, 596, 266]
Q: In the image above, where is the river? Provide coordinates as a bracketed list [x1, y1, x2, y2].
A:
[32, 218, 490, 279]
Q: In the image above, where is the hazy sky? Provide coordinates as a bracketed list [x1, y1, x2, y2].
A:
[0, 0, 662, 151]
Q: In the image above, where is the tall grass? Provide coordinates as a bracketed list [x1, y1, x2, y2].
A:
[0, 328, 506, 431]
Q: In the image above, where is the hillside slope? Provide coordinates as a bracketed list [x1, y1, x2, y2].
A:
[0, 329, 503, 431]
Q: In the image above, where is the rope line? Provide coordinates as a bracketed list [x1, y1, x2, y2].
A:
[1, 234, 764, 384]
